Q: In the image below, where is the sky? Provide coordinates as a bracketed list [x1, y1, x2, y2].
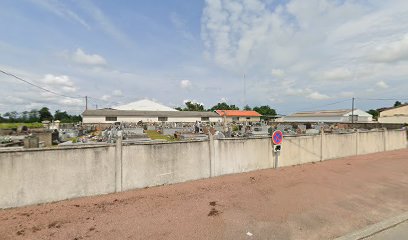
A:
[1, 0, 408, 115]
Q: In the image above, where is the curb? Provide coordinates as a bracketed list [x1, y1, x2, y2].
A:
[334, 211, 408, 240]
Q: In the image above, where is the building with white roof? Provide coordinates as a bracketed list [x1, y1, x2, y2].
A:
[281, 109, 373, 123]
[114, 99, 177, 111]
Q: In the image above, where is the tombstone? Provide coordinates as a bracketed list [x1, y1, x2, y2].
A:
[24, 136, 39, 148]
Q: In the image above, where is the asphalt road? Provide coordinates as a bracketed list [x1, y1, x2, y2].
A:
[1, 149, 408, 240]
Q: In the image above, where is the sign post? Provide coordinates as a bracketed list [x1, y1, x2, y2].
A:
[272, 130, 283, 168]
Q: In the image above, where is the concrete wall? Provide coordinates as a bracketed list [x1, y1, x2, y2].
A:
[0, 130, 406, 209]
[121, 141, 211, 190]
[280, 135, 322, 166]
[213, 138, 273, 176]
[0, 145, 116, 209]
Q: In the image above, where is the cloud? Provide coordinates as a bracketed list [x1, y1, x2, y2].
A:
[29, 0, 90, 29]
[76, 1, 133, 47]
[101, 95, 111, 101]
[271, 69, 285, 79]
[220, 97, 228, 103]
[376, 81, 389, 89]
[112, 90, 123, 97]
[72, 48, 107, 66]
[339, 91, 354, 98]
[201, 0, 408, 105]
[170, 12, 195, 41]
[319, 67, 353, 81]
[41, 74, 77, 93]
[368, 34, 408, 63]
[180, 79, 192, 89]
[307, 91, 330, 100]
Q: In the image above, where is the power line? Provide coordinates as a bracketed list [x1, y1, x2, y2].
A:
[295, 99, 350, 112]
[0, 69, 83, 99]
[355, 97, 408, 101]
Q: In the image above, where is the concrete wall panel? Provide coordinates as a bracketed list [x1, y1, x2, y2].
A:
[213, 138, 273, 176]
[280, 135, 321, 166]
[121, 141, 211, 190]
[0, 146, 116, 209]
[323, 133, 357, 159]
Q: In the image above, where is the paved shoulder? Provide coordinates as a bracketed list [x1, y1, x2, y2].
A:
[335, 211, 408, 240]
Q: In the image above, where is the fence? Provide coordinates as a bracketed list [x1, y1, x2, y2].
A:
[0, 129, 406, 209]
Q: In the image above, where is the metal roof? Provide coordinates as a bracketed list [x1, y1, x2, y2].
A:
[83, 109, 220, 117]
[288, 109, 352, 117]
[113, 99, 177, 111]
[215, 110, 262, 117]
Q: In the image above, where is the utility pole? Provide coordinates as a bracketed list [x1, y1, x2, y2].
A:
[351, 97, 355, 123]
[85, 96, 88, 110]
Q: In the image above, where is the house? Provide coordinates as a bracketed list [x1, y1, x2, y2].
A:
[281, 109, 372, 123]
[215, 110, 262, 122]
[82, 109, 221, 123]
[378, 104, 408, 124]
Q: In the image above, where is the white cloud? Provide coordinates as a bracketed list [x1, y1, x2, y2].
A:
[29, 0, 90, 29]
[339, 91, 354, 98]
[180, 79, 192, 89]
[112, 89, 123, 97]
[368, 34, 408, 63]
[319, 67, 353, 81]
[201, 0, 408, 104]
[307, 91, 330, 100]
[170, 12, 194, 41]
[376, 81, 389, 89]
[76, 1, 133, 47]
[101, 95, 111, 101]
[41, 74, 77, 93]
[72, 48, 107, 66]
[271, 69, 285, 78]
[220, 97, 228, 102]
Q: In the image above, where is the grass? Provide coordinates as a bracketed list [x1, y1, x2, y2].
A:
[145, 130, 176, 141]
[0, 122, 43, 129]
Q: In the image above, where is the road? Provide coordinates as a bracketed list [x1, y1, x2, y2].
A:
[1, 149, 408, 240]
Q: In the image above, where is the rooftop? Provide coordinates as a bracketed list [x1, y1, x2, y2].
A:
[114, 99, 177, 111]
[83, 109, 219, 117]
[288, 109, 352, 117]
[215, 110, 262, 117]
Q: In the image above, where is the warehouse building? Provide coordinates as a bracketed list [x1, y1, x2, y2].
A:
[82, 109, 221, 123]
[281, 109, 372, 123]
[378, 104, 408, 124]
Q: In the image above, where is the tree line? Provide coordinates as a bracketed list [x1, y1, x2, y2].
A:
[0, 107, 82, 123]
[367, 101, 406, 120]
[175, 101, 277, 116]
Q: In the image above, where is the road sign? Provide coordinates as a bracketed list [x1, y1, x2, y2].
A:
[272, 130, 283, 145]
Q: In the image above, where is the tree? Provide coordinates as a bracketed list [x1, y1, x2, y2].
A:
[28, 109, 39, 123]
[54, 110, 70, 121]
[367, 109, 379, 120]
[178, 101, 205, 111]
[210, 102, 240, 111]
[394, 101, 402, 107]
[253, 105, 277, 116]
[39, 107, 53, 121]
[243, 105, 252, 110]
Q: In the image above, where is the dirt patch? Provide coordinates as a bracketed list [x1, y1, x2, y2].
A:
[208, 208, 220, 217]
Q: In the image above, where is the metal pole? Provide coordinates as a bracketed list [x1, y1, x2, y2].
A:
[274, 151, 279, 169]
[85, 96, 88, 110]
[351, 97, 355, 123]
